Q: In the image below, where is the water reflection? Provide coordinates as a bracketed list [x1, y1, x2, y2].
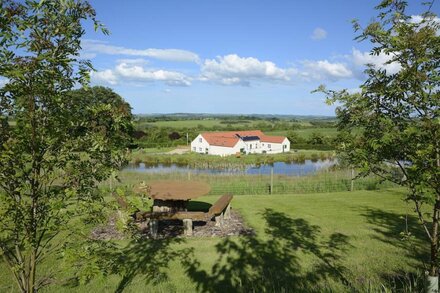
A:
[124, 160, 335, 176]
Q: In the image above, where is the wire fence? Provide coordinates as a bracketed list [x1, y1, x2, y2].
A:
[112, 168, 397, 196]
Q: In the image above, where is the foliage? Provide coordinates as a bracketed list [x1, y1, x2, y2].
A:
[307, 131, 326, 145]
[317, 0, 439, 278]
[0, 1, 131, 292]
[286, 130, 305, 144]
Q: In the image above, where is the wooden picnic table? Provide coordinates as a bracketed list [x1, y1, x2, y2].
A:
[134, 180, 233, 237]
[138, 180, 211, 213]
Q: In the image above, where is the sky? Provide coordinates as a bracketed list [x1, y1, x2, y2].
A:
[80, 0, 440, 115]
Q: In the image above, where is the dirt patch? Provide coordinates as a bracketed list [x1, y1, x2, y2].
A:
[166, 147, 190, 154]
[90, 214, 125, 240]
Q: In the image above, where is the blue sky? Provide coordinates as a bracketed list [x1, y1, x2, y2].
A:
[82, 0, 439, 115]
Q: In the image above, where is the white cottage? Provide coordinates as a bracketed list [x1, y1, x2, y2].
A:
[191, 130, 290, 156]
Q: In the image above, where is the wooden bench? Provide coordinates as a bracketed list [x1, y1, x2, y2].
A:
[206, 194, 233, 226]
[135, 194, 233, 236]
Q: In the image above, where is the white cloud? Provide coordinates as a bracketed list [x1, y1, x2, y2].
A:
[409, 14, 440, 24]
[200, 54, 291, 86]
[0, 78, 8, 87]
[347, 87, 362, 94]
[78, 52, 97, 59]
[351, 48, 401, 75]
[91, 61, 191, 87]
[409, 14, 440, 35]
[116, 63, 191, 86]
[116, 58, 149, 65]
[301, 60, 352, 81]
[83, 39, 200, 63]
[91, 70, 118, 85]
[310, 27, 327, 40]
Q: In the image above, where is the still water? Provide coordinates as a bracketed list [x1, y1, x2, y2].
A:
[124, 160, 335, 176]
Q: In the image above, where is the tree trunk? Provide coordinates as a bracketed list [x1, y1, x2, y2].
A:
[427, 199, 440, 292]
[28, 249, 37, 293]
[430, 210, 438, 276]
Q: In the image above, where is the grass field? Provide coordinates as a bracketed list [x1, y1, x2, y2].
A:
[0, 189, 428, 292]
[266, 127, 339, 138]
[136, 119, 314, 130]
[136, 119, 263, 129]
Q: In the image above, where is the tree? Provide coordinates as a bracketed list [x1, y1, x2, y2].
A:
[0, 1, 132, 292]
[317, 0, 440, 289]
[168, 131, 181, 140]
[286, 130, 304, 145]
[307, 132, 325, 145]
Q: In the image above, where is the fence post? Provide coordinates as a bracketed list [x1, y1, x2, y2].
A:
[270, 166, 274, 195]
[351, 168, 355, 192]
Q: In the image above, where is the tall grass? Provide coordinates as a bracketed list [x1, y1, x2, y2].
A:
[111, 169, 396, 195]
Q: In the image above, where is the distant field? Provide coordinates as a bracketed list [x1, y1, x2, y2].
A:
[136, 119, 337, 138]
[136, 119, 312, 129]
[266, 127, 339, 138]
[137, 119, 228, 128]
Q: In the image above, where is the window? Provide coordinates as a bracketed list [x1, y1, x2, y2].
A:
[283, 145, 287, 149]
[199, 138, 202, 143]
[199, 147, 202, 152]
[193, 147, 196, 151]
[250, 144, 252, 149]
[268, 144, 271, 148]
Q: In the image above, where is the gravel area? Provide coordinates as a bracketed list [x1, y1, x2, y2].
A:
[92, 209, 253, 240]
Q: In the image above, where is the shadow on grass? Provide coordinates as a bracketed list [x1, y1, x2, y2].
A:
[359, 207, 428, 264]
[182, 208, 353, 292]
[111, 236, 187, 293]
[62, 235, 188, 293]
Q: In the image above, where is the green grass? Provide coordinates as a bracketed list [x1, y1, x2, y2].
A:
[134, 147, 175, 154]
[136, 119, 318, 133]
[266, 127, 339, 139]
[0, 189, 428, 292]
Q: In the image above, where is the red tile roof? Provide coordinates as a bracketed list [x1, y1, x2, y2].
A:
[201, 130, 286, 146]
[260, 135, 286, 143]
[201, 133, 240, 147]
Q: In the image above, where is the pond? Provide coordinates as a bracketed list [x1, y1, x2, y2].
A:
[124, 159, 335, 176]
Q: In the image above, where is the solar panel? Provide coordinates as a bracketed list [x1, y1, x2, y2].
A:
[241, 136, 260, 141]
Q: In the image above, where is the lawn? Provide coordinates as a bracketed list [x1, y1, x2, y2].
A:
[0, 189, 428, 292]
